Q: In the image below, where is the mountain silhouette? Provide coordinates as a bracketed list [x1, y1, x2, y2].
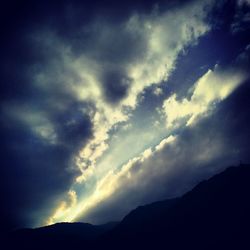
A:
[4, 221, 118, 249]
[4, 164, 250, 250]
[104, 164, 250, 249]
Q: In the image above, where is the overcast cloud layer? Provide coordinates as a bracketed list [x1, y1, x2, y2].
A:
[1, 0, 250, 230]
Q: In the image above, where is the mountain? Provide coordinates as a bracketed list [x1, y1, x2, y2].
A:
[4, 164, 250, 250]
[103, 164, 250, 249]
[4, 222, 118, 249]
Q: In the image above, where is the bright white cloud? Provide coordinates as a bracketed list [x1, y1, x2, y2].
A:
[162, 65, 247, 128]
[121, 0, 212, 108]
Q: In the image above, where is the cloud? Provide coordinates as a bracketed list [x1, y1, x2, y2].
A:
[6, 107, 57, 144]
[231, 0, 250, 34]
[162, 65, 247, 128]
[46, 190, 77, 226]
[0, 120, 85, 229]
[0, 94, 93, 229]
[237, 0, 250, 6]
[153, 87, 163, 96]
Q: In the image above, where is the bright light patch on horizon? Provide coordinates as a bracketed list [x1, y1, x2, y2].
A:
[46, 135, 176, 224]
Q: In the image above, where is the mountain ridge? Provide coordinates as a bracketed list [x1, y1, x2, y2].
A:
[4, 164, 250, 250]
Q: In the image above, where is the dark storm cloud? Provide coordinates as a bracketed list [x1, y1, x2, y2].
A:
[0, 124, 74, 230]
[1, 0, 201, 107]
[0, 102, 93, 230]
[102, 70, 132, 104]
[0, 10, 94, 230]
[0, 35, 94, 226]
[52, 105, 93, 150]
[77, 20, 148, 63]
[231, 0, 250, 34]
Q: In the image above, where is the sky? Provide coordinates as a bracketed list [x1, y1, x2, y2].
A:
[1, 0, 250, 231]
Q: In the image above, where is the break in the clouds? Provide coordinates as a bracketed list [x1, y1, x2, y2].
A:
[1, 0, 250, 230]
